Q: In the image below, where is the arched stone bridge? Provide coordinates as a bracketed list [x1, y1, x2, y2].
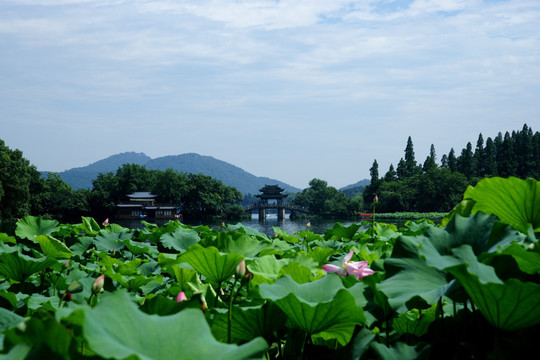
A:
[244, 203, 309, 220]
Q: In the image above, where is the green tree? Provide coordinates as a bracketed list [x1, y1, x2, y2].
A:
[0, 140, 41, 220]
[294, 178, 353, 217]
[422, 144, 437, 173]
[457, 142, 475, 180]
[474, 133, 485, 177]
[447, 148, 457, 172]
[38, 173, 90, 222]
[484, 137, 498, 177]
[404, 136, 420, 178]
[384, 164, 397, 182]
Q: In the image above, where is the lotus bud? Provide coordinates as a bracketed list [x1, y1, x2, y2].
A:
[102, 218, 109, 227]
[175, 291, 187, 303]
[67, 279, 83, 294]
[306, 222, 311, 228]
[236, 259, 247, 277]
[373, 195, 379, 204]
[91, 274, 105, 295]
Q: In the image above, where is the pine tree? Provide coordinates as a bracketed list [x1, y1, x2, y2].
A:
[484, 137, 498, 177]
[396, 158, 407, 179]
[440, 154, 449, 168]
[384, 164, 397, 182]
[474, 133, 485, 177]
[448, 148, 457, 172]
[423, 144, 437, 172]
[457, 142, 475, 179]
[404, 136, 419, 178]
[498, 132, 517, 177]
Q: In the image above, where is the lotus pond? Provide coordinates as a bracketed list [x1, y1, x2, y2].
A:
[0, 177, 539, 359]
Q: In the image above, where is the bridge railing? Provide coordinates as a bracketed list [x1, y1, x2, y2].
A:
[243, 203, 308, 212]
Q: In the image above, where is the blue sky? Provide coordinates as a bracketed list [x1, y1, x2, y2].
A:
[1, 0, 539, 189]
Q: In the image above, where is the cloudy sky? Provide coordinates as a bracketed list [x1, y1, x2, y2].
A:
[1, 0, 539, 189]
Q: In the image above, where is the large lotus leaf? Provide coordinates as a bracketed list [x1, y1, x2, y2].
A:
[307, 247, 336, 267]
[464, 177, 540, 234]
[227, 223, 269, 239]
[247, 255, 290, 285]
[160, 227, 200, 252]
[278, 261, 315, 284]
[379, 213, 517, 313]
[0, 250, 58, 282]
[370, 342, 422, 360]
[218, 233, 267, 258]
[378, 256, 453, 313]
[444, 245, 540, 331]
[392, 304, 437, 337]
[181, 244, 243, 283]
[211, 302, 288, 343]
[60, 291, 268, 360]
[324, 222, 361, 241]
[0, 233, 16, 244]
[15, 216, 59, 241]
[35, 235, 72, 259]
[499, 242, 540, 274]
[258, 275, 367, 341]
[69, 236, 94, 257]
[93, 231, 130, 252]
[0, 307, 24, 332]
[121, 238, 159, 257]
[81, 216, 101, 235]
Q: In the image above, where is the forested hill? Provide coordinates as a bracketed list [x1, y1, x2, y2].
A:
[44, 152, 301, 194]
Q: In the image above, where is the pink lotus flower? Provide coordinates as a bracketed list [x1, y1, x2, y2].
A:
[373, 195, 379, 204]
[322, 250, 375, 280]
[176, 291, 187, 303]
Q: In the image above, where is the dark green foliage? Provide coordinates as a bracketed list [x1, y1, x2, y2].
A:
[294, 179, 357, 217]
[371, 124, 539, 213]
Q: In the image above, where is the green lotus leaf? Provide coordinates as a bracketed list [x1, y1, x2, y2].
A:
[278, 261, 314, 284]
[444, 245, 540, 331]
[160, 227, 200, 252]
[211, 302, 287, 343]
[0, 233, 16, 244]
[218, 233, 267, 258]
[181, 244, 243, 283]
[498, 242, 540, 274]
[258, 275, 367, 339]
[69, 236, 94, 257]
[370, 341, 422, 360]
[307, 247, 336, 267]
[35, 235, 72, 259]
[380, 213, 524, 313]
[81, 216, 101, 235]
[227, 223, 269, 239]
[324, 222, 361, 241]
[392, 303, 437, 337]
[62, 291, 268, 360]
[15, 216, 60, 241]
[247, 255, 290, 285]
[0, 307, 24, 332]
[93, 231, 131, 252]
[0, 250, 57, 282]
[121, 238, 159, 257]
[463, 177, 540, 234]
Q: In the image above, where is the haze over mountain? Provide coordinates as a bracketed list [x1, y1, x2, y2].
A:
[43, 152, 303, 195]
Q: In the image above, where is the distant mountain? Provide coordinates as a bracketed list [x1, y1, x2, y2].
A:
[340, 179, 370, 191]
[43, 152, 300, 194]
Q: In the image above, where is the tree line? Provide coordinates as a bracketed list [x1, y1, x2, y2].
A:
[0, 140, 244, 224]
[363, 123, 539, 212]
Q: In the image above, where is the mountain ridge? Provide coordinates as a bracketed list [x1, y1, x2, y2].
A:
[43, 152, 301, 194]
